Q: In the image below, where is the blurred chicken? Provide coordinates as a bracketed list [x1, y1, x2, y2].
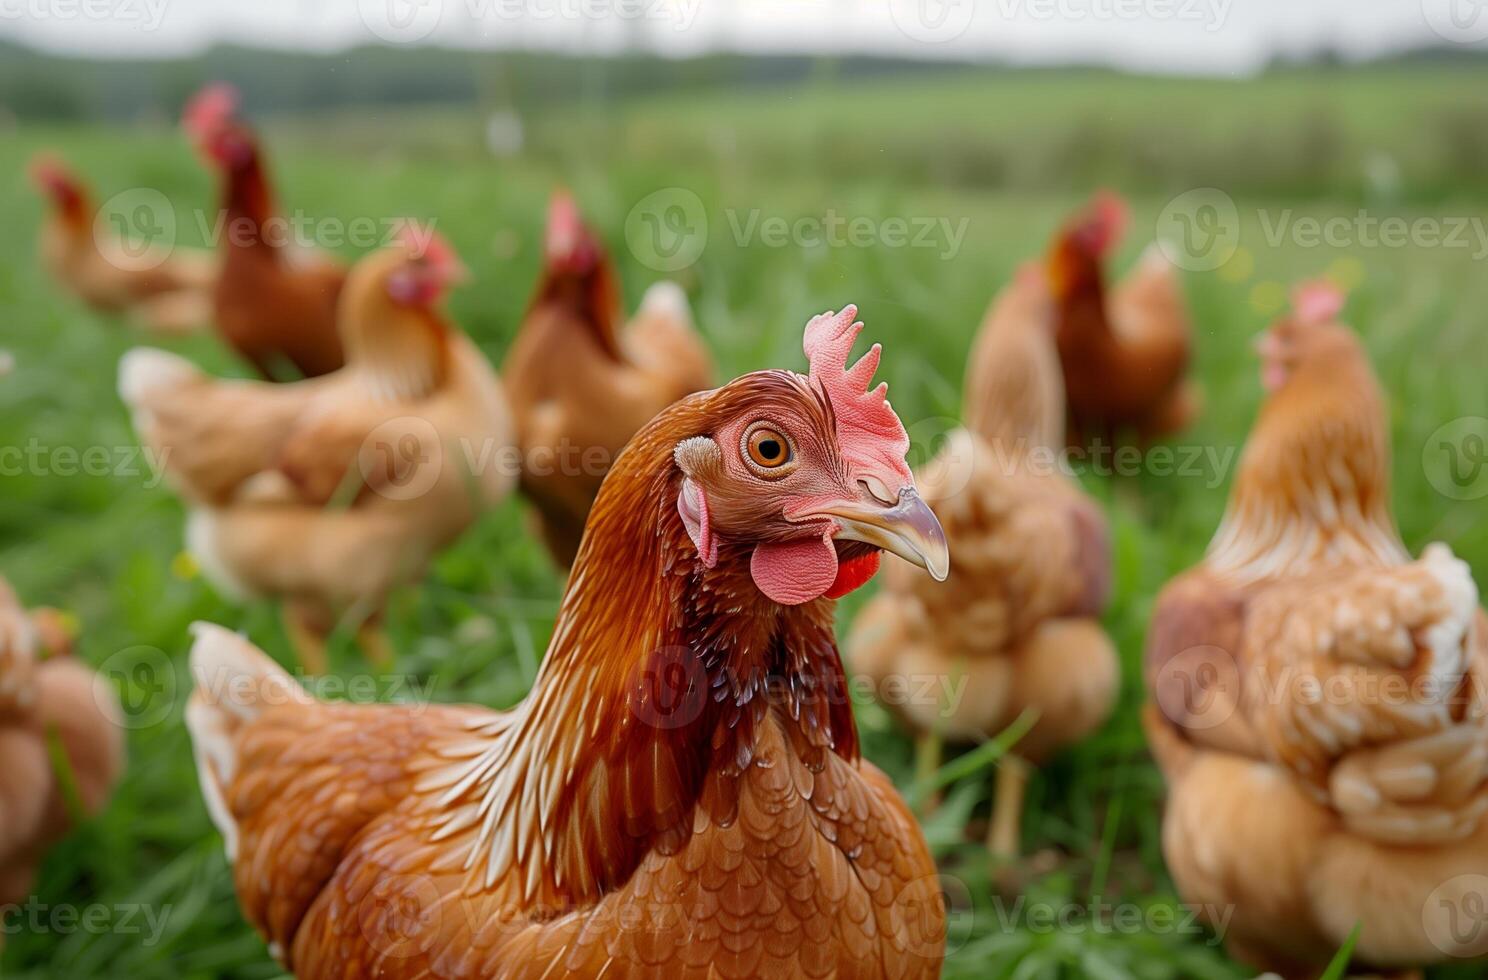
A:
[1144, 282, 1488, 977]
[30, 154, 216, 335]
[0, 578, 124, 906]
[1047, 191, 1199, 445]
[120, 230, 514, 672]
[503, 192, 713, 568]
[185, 305, 948, 978]
[848, 266, 1117, 860]
[183, 83, 347, 379]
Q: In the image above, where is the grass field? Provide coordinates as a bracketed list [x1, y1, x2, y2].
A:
[2, 65, 1488, 978]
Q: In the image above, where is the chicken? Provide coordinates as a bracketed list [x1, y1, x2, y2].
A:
[1047, 191, 1200, 445]
[1143, 282, 1488, 977]
[185, 305, 950, 978]
[183, 83, 347, 379]
[847, 266, 1117, 860]
[503, 192, 713, 568]
[120, 230, 514, 672]
[0, 577, 124, 906]
[30, 154, 216, 335]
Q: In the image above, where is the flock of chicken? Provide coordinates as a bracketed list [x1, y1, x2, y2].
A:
[6, 83, 1486, 979]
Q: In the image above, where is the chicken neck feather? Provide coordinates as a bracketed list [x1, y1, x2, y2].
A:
[218, 147, 277, 247]
[1207, 329, 1407, 585]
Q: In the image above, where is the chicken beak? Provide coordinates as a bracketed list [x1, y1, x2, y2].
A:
[1253, 329, 1282, 360]
[448, 257, 473, 286]
[815, 488, 949, 582]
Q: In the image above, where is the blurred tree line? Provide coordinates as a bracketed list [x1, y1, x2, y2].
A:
[0, 41, 961, 122]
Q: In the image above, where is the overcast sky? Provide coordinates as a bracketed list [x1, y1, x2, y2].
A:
[1, 0, 1482, 75]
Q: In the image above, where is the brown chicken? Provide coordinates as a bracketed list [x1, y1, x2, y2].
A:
[186, 305, 949, 978]
[503, 191, 713, 568]
[1047, 191, 1200, 445]
[848, 266, 1117, 860]
[183, 83, 347, 379]
[1144, 282, 1488, 977]
[0, 577, 124, 906]
[120, 231, 514, 672]
[30, 154, 216, 335]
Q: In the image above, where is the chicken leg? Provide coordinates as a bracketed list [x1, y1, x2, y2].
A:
[282, 603, 328, 675]
[988, 754, 1031, 861]
[914, 730, 943, 816]
[356, 624, 395, 668]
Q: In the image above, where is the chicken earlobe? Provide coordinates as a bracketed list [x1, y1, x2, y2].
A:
[674, 436, 723, 567]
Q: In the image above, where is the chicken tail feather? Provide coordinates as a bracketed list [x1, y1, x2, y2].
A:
[186, 623, 309, 859]
[636, 280, 692, 324]
[117, 346, 200, 409]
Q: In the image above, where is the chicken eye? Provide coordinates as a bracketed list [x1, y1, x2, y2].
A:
[743, 424, 794, 475]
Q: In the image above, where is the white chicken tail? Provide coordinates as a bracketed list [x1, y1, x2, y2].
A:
[185, 623, 309, 859]
[637, 280, 692, 324]
[117, 347, 200, 409]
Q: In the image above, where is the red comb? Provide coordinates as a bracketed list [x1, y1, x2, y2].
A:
[803, 305, 912, 487]
[1086, 190, 1130, 257]
[543, 190, 604, 276]
[1292, 279, 1345, 326]
[425, 230, 457, 268]
[394, 221, 468, 293]
[27, 153, 73, 190]
[394, 221, 447, 259]
[545, 190, 584, 258]
[182, 82, 240, 137]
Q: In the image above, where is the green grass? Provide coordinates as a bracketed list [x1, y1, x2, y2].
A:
[3, 66, 1488, 978]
